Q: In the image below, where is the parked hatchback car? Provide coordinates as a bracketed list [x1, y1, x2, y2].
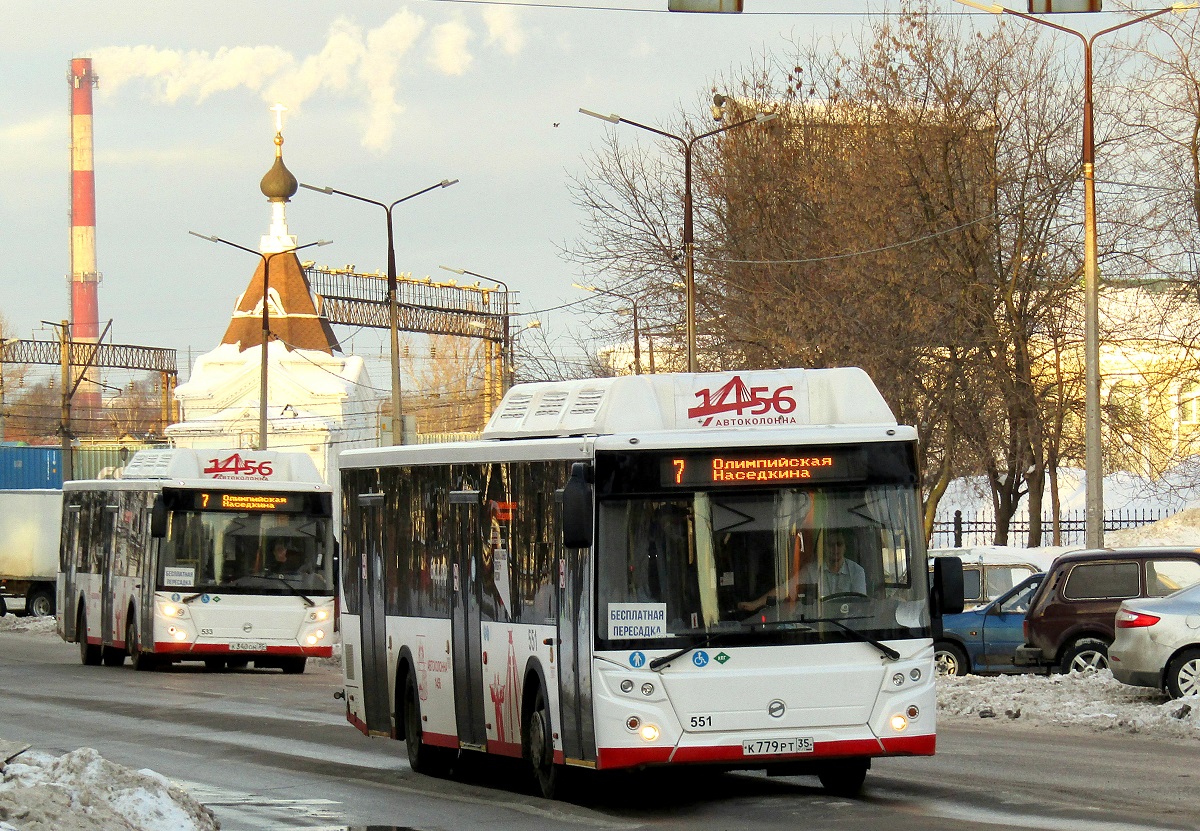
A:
[1015, 547, 1200, 674]
[935, 572, 1044, 676]
[1109, 582, 1200, 698]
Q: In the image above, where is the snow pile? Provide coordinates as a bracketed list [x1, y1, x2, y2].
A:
[937, 671, 1200, 740]
[1106, 507, 1200, 547]
[0, 744, 218, 831]
[0, 615, 57, 635]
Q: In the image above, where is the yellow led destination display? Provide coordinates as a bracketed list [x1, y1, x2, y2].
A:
[195, 492, 300, 512]
[661, 449, 865, 488]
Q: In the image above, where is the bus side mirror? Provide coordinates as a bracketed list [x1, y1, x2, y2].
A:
[150, 496, 168, 539]
[561, 463, 594, 549]
[931, 556, 964, 616]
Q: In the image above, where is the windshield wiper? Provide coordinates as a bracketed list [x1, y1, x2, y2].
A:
[649, 632, 727, 672]
[800, 615, 900, 662]
[238, 575, 315, 606]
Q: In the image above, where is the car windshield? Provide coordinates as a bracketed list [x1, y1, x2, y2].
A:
[158, 508, 332, 594]
[596, 484, 930, 647]
[994, 574, 1043, 615]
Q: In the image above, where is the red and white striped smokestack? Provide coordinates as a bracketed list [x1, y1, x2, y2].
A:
[69, 57, 100, 412]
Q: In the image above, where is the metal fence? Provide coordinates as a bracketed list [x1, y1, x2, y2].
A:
[931, 507, 1175, 548]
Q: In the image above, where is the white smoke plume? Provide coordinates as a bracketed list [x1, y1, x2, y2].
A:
[89, 7, 523, 152]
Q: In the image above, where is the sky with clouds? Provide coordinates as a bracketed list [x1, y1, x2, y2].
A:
[0, 0, 866, 379]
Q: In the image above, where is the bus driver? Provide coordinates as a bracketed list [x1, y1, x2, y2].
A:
[738, 529, 867, 612]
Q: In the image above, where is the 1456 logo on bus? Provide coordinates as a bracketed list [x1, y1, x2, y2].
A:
[203, 453, 274, 478]
[687, 376, 798, 427]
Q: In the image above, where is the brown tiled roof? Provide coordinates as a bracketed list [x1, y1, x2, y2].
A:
[220, 252, 341, 354]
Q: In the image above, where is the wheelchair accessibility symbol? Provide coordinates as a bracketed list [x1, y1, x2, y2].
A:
[692, 650, 710, 667]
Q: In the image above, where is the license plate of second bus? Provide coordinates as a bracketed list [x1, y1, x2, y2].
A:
[742, 737, 814, 756]
[230, 641, 266, 651]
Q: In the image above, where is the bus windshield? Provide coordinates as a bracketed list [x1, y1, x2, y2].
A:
[158, 508, 332, 595]
[597, 484, 929, 646]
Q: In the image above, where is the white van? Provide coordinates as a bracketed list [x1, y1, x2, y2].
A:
[929, 546, 1075, 609]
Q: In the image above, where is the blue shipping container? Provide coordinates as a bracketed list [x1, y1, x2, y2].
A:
[0, 446, 63, 489]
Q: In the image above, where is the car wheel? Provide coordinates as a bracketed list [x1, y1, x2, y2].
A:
[1060, 638, 1108, 674]
[818, 758, 869, 797]
[26, 589, 55, 618]
[934, 641, 969, 677]
[403, 670, 455, 776]
[1166, 648, 1200, 699]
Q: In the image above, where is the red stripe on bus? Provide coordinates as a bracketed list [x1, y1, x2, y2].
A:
[421, 731, 460, 749]
[597, 734, 931, 770]
[347, 710, 371, 736]
[487, 740, 524, 759]
[152, 642, 332, 657]
[596, 746, 674, 768]
[879, 733, 936, 755]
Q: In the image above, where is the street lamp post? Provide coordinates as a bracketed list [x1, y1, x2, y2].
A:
[955, 1, 1196, 548]
[440, 265, 513, 398]
[190, 232, 331, 451]
[580, 103, 777, 373]
[301, 179, 459, 445]
[573, 283, 642, 375]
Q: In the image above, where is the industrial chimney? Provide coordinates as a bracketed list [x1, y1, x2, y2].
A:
[68, 57, 100, 413]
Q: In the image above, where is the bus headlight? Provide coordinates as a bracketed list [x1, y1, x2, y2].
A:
[639, 724, 661, 742]
[168, 627, 188, 641]
[307, 609, 330, 622]
[305, 630, 327, 645]
[159, 603, 186, 618]
[890, 714, 908, 732]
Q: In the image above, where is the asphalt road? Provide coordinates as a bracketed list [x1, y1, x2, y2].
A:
[1, 628, 1197, 831]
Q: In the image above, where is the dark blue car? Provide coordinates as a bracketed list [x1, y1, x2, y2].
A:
[935, 572, 1045, 676]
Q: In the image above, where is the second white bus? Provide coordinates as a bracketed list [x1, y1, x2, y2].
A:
[59, 448, 336, 673]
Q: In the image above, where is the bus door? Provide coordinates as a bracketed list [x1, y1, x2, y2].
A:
[450, 489, 487, 748]
[99, 503, 119, 645]
[60, 503, 82, 641]
[557, 539, 597, 762]
[138, 529, 159, 651]
[356, 493, 392, 737]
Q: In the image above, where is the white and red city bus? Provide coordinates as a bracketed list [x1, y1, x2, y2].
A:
[337, 369, 963, 797]
[58, 448, 336, 673]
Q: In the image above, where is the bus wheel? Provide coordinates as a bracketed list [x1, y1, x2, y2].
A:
[818, 758, 869, 798]
[403, 671, 455, 776]
[524, 686, 560, 799]
[127, 619, 157, 672]
[26, 588, 54, 618]
[78, 610, 102, 666]
[280, 657, 307, 674]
